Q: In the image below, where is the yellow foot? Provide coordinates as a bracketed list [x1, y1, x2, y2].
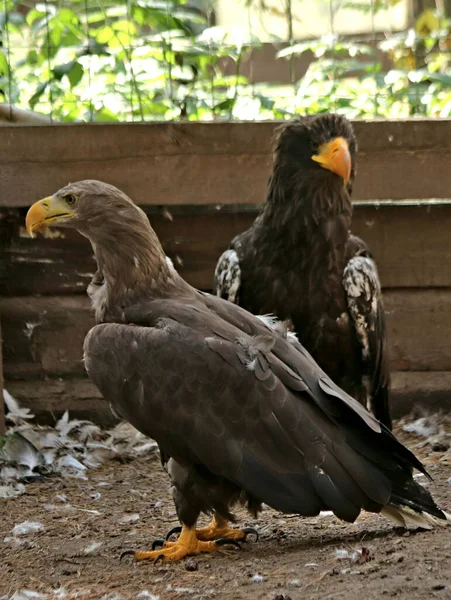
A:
[120, 524, 241, 564]
[165, 516, 259, 544]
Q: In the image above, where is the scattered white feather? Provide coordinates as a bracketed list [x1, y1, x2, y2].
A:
[118, 513, 140, 524]
[3, 535, 24, 545]
[133, 441, 158, 455]
[82, 447, 117, 469]
[9, 591, 46, 600]
[55, 411, 91, 438]
[1, 466, 22, 481]
[251, 574, 264, 583]
[84, 541, 103, 554]
[0, 395, 165, 494]
[3, 390, 34, 423]
[71, 506, 102, 515]
[1, 434, 45, 476]
[335, 549, 360, 562]
[136, 593, 160, 600]
[288, 579, 301, 587]
[403, 417, 438, 438]
[0, 483, 25, 499]
[13, 521, 44, 536]
[56, 455, 87, 472]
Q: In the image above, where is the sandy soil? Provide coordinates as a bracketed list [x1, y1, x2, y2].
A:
[1, 426, 450, 600]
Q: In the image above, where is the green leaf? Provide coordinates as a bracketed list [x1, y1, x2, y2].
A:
[96, 26, 115, 44]
[213, 98, 235, 112]
[26, 8, 46, 27]
[55, 8, 78, 26]
[92, 107, 120, 122]
[113, 20, 137, 35]
[53, 60, 84, 88]
[68, 62, 84, 88]
[425, 72, 451, 86]
[0, 51, 9, 77]
[27, 50, 39, 66]
[29, 81, 48, 109]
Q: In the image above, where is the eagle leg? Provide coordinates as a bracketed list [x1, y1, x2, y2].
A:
[166, 515, 259, 543]
[124, 524, 240, 563]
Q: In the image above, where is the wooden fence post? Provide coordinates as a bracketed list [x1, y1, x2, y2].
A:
[0, 313, 5, 435]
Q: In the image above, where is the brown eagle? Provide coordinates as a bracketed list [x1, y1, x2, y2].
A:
[214, 114, 392, 430]
[26, 180, 449, 563]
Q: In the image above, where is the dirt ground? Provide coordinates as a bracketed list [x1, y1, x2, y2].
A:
[1, 424, 451, 600]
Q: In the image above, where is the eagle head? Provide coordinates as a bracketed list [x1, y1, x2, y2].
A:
[272, 113, 357, 197]
[25, 180, 148, 240]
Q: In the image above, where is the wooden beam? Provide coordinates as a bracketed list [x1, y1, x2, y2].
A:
[3, 202, 451, 294]
[2, 120, 451, 208]
[5, 371, 450, 426]
[3, 288, 451, 378]
[0, 313, 4, 435]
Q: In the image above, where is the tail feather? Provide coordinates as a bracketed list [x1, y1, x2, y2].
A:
[381, 505, 451, 529]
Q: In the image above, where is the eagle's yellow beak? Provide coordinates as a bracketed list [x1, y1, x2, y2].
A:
[26, 196, 74, 238]
[311, 137, 351, 184]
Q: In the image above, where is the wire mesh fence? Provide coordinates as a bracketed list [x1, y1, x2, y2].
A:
[1, 0, 450, 123]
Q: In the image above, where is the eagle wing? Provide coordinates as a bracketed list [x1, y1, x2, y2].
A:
[342, 250, 391, 429]
[213, 248, 241, 303]
[83, 297, 428, 523]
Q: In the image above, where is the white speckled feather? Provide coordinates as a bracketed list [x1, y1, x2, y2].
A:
[214, 249, 241, 304]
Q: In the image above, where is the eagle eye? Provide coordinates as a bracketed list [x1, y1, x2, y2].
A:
[65, 194, 77, 206]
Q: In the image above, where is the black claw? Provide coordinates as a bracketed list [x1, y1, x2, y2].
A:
[153, 554, 166, 565]
[152, 539, 165, 550]
[242, 527, 259, 542]
[215, 538, 242, 550]
[165, 525, 182, 541]
[120, 550, 136, 562]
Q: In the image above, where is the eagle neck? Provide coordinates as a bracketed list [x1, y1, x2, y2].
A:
[249, 176, 352, 309]
[257, 175, 352, 251]
[87, 218, 182, 321]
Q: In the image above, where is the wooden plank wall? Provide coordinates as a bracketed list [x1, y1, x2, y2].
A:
[1, 120, 451, 424]
[0, 315, 4, 434]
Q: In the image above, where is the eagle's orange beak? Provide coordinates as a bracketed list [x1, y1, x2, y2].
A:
[26, 196, 74, 237]
[311, 137, 351, 184]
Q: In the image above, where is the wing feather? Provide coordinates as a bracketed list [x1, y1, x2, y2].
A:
[83, 305, 435, 523]
[343, 254, 392, 429]
[214, 249, 241, 303]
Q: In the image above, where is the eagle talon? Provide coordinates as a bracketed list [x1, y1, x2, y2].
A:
[154, 554, 166, 565]
[152, 539, 165, 550]
[215, 538, 242, 550]
[119, 550, 136, 562]
[242, 527, 259, 542]
[165, 525, 182, 541]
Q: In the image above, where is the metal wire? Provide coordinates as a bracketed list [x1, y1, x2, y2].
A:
[43, 0, 54, 122]
[2, 0, 12, 120]
[83, 0, 94, 122]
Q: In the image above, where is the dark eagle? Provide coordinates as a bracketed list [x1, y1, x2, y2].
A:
[214, 114, 392, 430]
[26, 180, 449, 563]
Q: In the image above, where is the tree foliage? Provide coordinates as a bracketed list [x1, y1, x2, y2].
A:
[1, 0, 451, 121]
